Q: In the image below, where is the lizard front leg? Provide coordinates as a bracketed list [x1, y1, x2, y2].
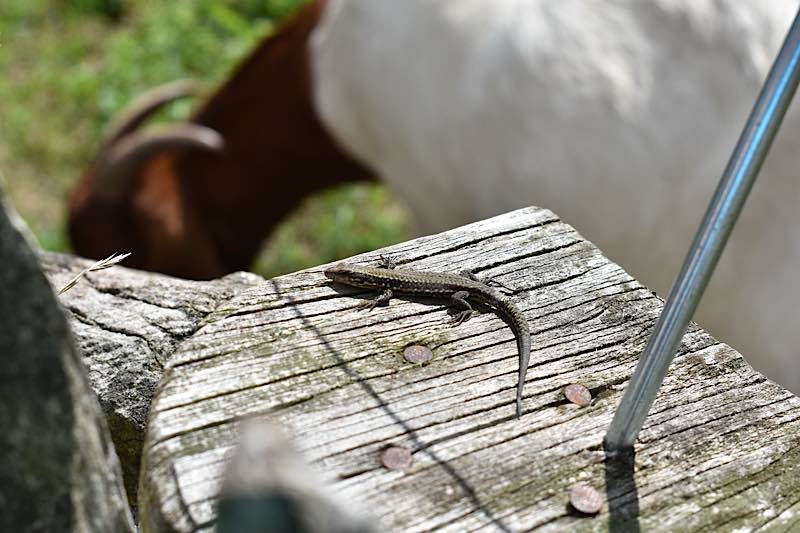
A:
[357, 289, 393, 311]
[450, 290, 476, 326]
[378, 255, 397, 269]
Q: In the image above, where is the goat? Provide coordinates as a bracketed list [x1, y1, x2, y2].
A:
[70, 0, 800, 393]
[310, 0, 800, 393]
[68, 0, 372, 279]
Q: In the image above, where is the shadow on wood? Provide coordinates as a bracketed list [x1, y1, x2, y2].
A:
[266, 275, 514, 532]
[604, 445, 640, 532]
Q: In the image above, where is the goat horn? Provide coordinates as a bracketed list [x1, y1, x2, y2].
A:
[95, 123, 225, 199]
[99, 79, 205, 154]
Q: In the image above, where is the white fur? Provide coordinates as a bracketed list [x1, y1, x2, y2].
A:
[311, 0, 800, 392]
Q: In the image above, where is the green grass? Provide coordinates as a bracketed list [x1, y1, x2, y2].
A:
[254, 183, 410, 277]
[0, 0, 410, 278]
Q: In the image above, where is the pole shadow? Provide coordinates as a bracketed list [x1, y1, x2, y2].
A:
[603, 440, 641, 532]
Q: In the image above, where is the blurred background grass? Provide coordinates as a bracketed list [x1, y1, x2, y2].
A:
[0, 0, 410, 278]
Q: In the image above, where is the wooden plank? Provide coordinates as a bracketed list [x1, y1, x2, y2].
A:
[139, 206, 800, 531]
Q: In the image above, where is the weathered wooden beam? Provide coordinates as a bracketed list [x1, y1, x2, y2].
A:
[140, 206, 800, 531]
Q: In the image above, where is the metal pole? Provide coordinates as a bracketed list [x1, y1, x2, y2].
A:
[605, 8, 800, 450]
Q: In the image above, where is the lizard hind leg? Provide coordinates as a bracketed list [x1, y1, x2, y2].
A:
[450, 290, 476, 325]
[460, 270, 514, 294]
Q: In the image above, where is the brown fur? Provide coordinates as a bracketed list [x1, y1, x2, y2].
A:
[68, 0, 373, 279]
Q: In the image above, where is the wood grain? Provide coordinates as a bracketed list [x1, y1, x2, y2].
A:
[140, 207, 800, 532]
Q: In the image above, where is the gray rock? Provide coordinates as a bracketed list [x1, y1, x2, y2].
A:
[0, 188, 134, 532]
[41, 251, 263, 511]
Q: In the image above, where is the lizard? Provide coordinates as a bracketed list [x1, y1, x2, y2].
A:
[324, 257, 530, 417]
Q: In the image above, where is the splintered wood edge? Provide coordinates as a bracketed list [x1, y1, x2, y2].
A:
[139, 206, 800, 532]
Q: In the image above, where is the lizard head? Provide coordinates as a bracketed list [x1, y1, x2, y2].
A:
[323, 263, 375, 287]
